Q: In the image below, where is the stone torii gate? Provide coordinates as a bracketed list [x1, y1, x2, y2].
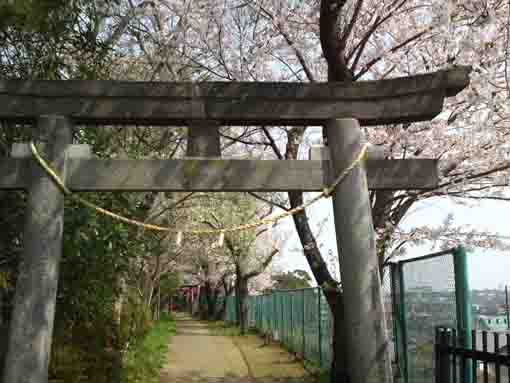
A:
[0, 66, 470, 383]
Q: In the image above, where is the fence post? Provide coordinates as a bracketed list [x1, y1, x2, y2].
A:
[435, 328, 451, 383]
[453, 245, 472, 383]
[398, 262, 409, 383]
[318, 287, 322, 368]
[281, 291, 284, 343]
[435, 328, 441, 383]
[290, 292, 293, 351]
[505, 285, 509, 330]
[302, 289, 306, 358]
[390, 264, 400, 377]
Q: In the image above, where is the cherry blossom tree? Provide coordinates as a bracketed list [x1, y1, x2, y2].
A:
[65, 0, 510, 380]
[200, 192, 284, 332]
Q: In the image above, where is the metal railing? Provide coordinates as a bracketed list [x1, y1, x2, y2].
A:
[436, 327, 510, 383]
[225, 287, 333, 369]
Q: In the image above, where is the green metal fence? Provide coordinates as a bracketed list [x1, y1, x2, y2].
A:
[221, 246, 470, 382]
[225, 287, 333, 369]
[224, 271, 395, 372]
[390, 246, 471, 383]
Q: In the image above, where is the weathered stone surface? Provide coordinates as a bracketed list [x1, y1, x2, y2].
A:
[0, 67, 470, 126]
[325, 118, 392, 383]
[3, 116, 72, 383]
[0, 157, 438, 192]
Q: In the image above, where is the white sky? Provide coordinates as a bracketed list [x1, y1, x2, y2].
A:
[276, 193, 510, 290]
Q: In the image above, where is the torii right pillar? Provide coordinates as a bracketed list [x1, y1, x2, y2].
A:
[325, 118, 392, 383]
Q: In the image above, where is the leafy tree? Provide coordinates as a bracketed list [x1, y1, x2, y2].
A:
[0, 0, 124, 79]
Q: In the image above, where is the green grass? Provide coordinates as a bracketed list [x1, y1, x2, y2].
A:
[206, 320, 259, 336]
[120, 313, 176, 383]
[207, 320, 243, 336]
[302, 359, 330, 383]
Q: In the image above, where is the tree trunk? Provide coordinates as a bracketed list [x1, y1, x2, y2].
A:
[206, 284, 218, 320]
[215, 296, 227, 321]
[154, 283, 161, 320]
[288, 191, 348, 383]
[215, 277, 232, 320]
[197, 281, 219, 320]
[235, 277, 241, 326]
[325, 290, 349, 383]
[200, 281, 212, 320]
[237, 276, 249, 335]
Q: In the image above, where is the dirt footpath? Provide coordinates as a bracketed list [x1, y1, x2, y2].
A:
[160, 312, 314, 383]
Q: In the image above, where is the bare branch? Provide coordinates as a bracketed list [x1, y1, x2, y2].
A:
[248, 192, 290, 212]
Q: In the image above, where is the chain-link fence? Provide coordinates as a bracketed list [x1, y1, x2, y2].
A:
[390, 246, 471, 383]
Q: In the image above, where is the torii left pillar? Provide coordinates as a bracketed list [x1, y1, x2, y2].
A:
[3, 116, 72, 383]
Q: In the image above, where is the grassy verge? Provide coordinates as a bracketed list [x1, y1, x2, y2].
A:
[120, 313, 176, 383]
[209, 321, 330, 383]
[206, 320, 243, 336]
[303, 360, 330, 383]
[206, 320, 259, 336]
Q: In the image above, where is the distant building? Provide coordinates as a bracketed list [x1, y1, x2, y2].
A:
[474, 315, 510, 331]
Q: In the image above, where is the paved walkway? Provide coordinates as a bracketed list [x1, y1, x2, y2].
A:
[160, 312, 314, 383]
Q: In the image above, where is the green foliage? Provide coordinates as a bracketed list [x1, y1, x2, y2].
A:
[268, 269, 312, 291]
[207, 321, 243, 336]
[0, 4, 184, 381]
[120, 313, 176, 383]
[159, 273, 182, 297]
[58, 194, 135, 327]
[49, 338, 120, 383]
[207, 320, 259, 337]
[302, 360, 330, 383]
[46, 190, 155, 381]
[0, 271, 10, 291]
[0, 0, 120, 79]
[0, 0, 71, 31]
[119, 294, 154, 348]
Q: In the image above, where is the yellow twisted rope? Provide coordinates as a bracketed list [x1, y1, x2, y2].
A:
[29, 142, 369, 235]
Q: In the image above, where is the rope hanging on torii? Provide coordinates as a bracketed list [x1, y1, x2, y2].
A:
[28, 141, 369, 237]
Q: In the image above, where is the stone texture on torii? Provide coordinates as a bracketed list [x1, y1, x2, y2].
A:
[0, 66, 470, 125]
[0, 156, 439, 191]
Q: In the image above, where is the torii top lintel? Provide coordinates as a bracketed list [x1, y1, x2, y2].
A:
[0, 66, 471, 126]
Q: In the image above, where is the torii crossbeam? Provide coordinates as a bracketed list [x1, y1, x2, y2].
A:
[0, 66, 471, 383]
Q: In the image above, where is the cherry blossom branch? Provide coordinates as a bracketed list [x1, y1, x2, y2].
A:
[435, 162, 510, 191]
[341, 0, 365, 48]
[348, 0, 408, 71]
[250, 2, 316, 82]
[354, 27, 433, 80]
